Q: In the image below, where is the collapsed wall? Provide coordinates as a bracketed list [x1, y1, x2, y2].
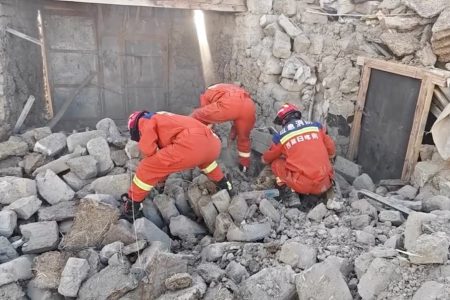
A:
[227, 0, 450, 155]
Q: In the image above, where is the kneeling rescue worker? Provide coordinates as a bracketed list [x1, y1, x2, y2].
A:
[190, 83, 256, 174]
[262, 104, 336, 208]
[122, 111, 233, 220]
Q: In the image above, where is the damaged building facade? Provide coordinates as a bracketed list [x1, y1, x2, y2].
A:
[1, 0, 450, 299]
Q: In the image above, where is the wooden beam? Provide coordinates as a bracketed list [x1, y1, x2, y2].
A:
[357, 190, 413, 215]
[6, 27, 42, 46]
[13, 96, 36, 134]
[38, 10, 54, 120]
[54, 0, 247, 12]
[434, 88, 450, 109]
[430, 102, 442, 118]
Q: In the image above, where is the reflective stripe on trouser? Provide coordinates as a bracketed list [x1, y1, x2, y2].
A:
[199, 160, 223, 182]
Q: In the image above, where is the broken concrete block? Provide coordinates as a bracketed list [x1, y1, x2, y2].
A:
[226, 261, 249, 284]
[125, 140, 140, 159]
[84, 193, 119, 207]
[0, 210, 17, 238]
[154, 194, 180, 224]
[36, 169, 75, 205]
[404, 212, 437, 251]
[278, 241, 317, 269]
[199, 196, 218, 233]
[20, 221, 59, 254]
[227, 223, 271, 242]
[259, 198, 281, 222]
[96, 118, 126, 145]
[21, 127, 52, 148]
[350, 214, 371, 229]
[409, 232, 449, 264]
[228, 195, 248, 223]
[32, 251, 67, 289]
[278, 14, 301, 38]
[78, 248, 101, 278]
[111, 149, 128, 167]
[293, 34, 311, 53]
[211, 189, 231, 213]
[201, 242, 243, 262]
[423, 195, 450, 212]
[5, 195, 42, 220]
[351, 199, 378, 218]
[379, 210, 404, 226]
[403, 0, 449, 18]
[238, 266, 296, 300]
[66, 155, 98, 179]
[412, 281, 447, 300]
[58, 257, 90, 297]
[123, 240, 147, 255]
[412, 161, 443, 187]
[142, 198, 164, 228]
[0, 236, 18, 263]
[197, 262, 226, 284]
[38, 200, 76, 221]
[0, 282, 25, 299]
[395, 185, 418, 200]
[357, 258, 396, 300]
[100, 241, 124, 263]
[260, 14, 278, 27]
[307, 203, 329, 222]
[354, 252, 374, 279]
[0, 139, 28, 160]
[169, 215, 207, 238]
[62, 171, 92, 191]
[156, 274, 206, 300]
[273, 0, 297, 16]
[102, 219, 135, 246]
[33, 133, 66, 157]
[78, 264, 138, 300]
[66, 130, 106, 152]
[297, 261, 352, 300]
[90, 173, 130, 200]
[355, 230, 376, 246]
[324, 255, 353, 277]
[165, 273, 192, 291]
[0, 255, 34, 286]
[0, 176, 36, 205]
[273, 30, 291, 59]
[334, 156, 361, 182]
[353, 173, 376, 192]
[214, 212, 234, 242]
[87, 137, 114, 175]
[247, 0, 273, 13]
[134, 217, 172, 247]
[130, 241, 169, 279]
[32, 150, 81, 176]
[27, 280, 64, 300]
[0, 166, 22, 177]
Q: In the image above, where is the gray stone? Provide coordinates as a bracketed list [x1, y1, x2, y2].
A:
[0, 237, 18, 263]
[165, 273, 193, 291]
[0, 210, 17, 238]
[130, 241, 169, 279]
[0, 177, 36, 205]
[337, 0, 355, 14]
[32, 151, 82, 177]
[87, 137, 114, 175]
[0, 167, 22, 177]
[228, 195, 248, 223]
[259, 198, 281, 222]
[383, 16, 422, 31]
[351, 199, 378, 218]
[5, 195, 42, 220]
[134, 217, 172, 247]
[111, 150, 128, 167]
[21, 127, 52, 149]
[355, 230, 376, 246]
[108, 253, 130, 268]
[211, 189, 231, 213]
[0, 255, 34, 286]
[403, 0, 449, 18]
[423, 195, 450, 212]
[20, 221, 59, 254]
[354, 252, 374, 279]
[353, 173, 376, 192]
[0, 282, 25, 299]
[154, 194, 180, 224]
[38, 201, 76, 221]
[59, 220, 73, 234]
[62, 171, 92, 191]
[66, 155, 98, 179]
[214, 212, 234, 242]
[273, 30, 291, 59]
[379, 210, 405, 226]
[96, 118, 125, 145]
[226, 261, 249, 284]
[278, 241, 317, 269]
[297, 261, 352, 300]
[196, 196, 216, 233]
[123, 240, 147, 255]
[278, 14, 301, 38]
[197, 262, 226, 283]
[384, 234, 401, 249]
[201, 242, 243, 262]
[409, 232, 449, 264]
[273, 0, 297, 16]
[293, 34, 311, 53]
[354, 1, 380, 14]
[102, 219, 135, 246]
[334, 156, 361, 182]
[142, 198, 165, 228]
[396, 185, 418, 200]
[379, 0, 401, 10]
[34, 133, 66, 156]
[247, 0, 273, 13]
[350, 214, 372, 229]
[357, 258, 396, 300]
[381, 31, 420, 56]
[227, 223, 271, 242]
[404, 212, 437, 251]
[27, 280, 64, 300]
[260, 14, 278, 27]
[0, 140, 28, 160]
[36, 169, 75, 205]
[412, 281, 447, 300]
[124, 140, 140, 159]
[78, 248, 101, 278]
[66, 130, 106, 152]
[58, 258, 90, 297]
[156, 274, 206, 300]
[169, 215, 207, 238]
[263, 22, 282, 37]
[78, 264, 138, 300]
[83, 193, 119, 207]
[324, 255, 353, 277]
[238, 266, 296, 300]
[90, 174, 130, 200]
[307, 203, 329, 222]
[100, 241, 124, 263]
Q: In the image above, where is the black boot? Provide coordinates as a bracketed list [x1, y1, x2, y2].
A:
[278, 186, 301, 208]
[216, 177, 235, 196]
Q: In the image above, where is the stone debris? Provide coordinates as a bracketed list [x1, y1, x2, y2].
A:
[169, 215, 207, 238]
[278, 241, 317, 269]
[165, 273, 193, 291]
[227, 223, 271, 242]
[259, 198, 281, 222]
[90, 173, 130, 200]
[412, 281, 447, 300]
[66, 155, 98, 179]
[353, 173, 376, 192]
[38, 200, 76, 221]
[0, 255, 34, 286]
[36, 169, 75, 204]
[0, 210, 17, 237]
[66, 130, 107, 152]
[5, 195, 42, 220]
[307, 202, 329, 222]
[0, 139, 28, 160]
[197, 262, 226, 283]
[58, 257, 90, 297]
[0, 176, 36, 205]
[87, 136, 114, 175]
[357, 258, 396, 300]
[134, 217, 172, 247]
[0, 236, 18, 263]
[20, 221, 59, 254]
[33, 132, 67, 156]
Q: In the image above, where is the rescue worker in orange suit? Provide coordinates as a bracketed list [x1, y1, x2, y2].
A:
[190, 83, 256, 174]
[121, 110, 233, 220]
[262, 104, 336, 208]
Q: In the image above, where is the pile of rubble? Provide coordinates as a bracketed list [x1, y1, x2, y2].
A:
[0, 118, 450, 299]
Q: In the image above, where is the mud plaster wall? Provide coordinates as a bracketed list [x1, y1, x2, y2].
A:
[0, 0, 44, 141]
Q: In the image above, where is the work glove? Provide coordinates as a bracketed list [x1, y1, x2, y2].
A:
[120, 193, 143, 223]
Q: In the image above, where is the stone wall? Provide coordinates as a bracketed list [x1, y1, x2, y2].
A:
[228, 0, 450, 155]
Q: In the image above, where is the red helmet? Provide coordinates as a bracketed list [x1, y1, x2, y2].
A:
[128, 111, 150, 141]
[274, 103, 301, 125]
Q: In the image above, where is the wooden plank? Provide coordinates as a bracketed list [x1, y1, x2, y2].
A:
[13, 96, 36, 134]
[430, 102, 443, 118]
[38, 10, 54, 120]
[401, 77, 435, 180]
[357, 57, 448, 87]
[54, 0, 247, 12]
[434, 88, 450, 109]
[6, 27, 42, 46]
[347, 64, 371, 160]
[357, 190, 413, 215]
[48, 72, 97, 128]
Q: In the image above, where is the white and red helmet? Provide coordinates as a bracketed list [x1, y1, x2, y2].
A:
[274, 103, 302, 125]
[128, 110, 150, 141]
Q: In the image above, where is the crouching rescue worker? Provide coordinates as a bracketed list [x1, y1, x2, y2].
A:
[262, 104, 336, 208]
[191, 83, 256, 174]
[122, 111, 233, 220]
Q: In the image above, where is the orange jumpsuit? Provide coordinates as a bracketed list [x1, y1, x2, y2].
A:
[129, 112, 224, 202]
[191, 84, 256, 167]
[263, 119, 336, 195]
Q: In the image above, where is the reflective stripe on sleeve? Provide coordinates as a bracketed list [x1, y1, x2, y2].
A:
[202, 161, 218, 174]
[133, 175, 153, 191]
